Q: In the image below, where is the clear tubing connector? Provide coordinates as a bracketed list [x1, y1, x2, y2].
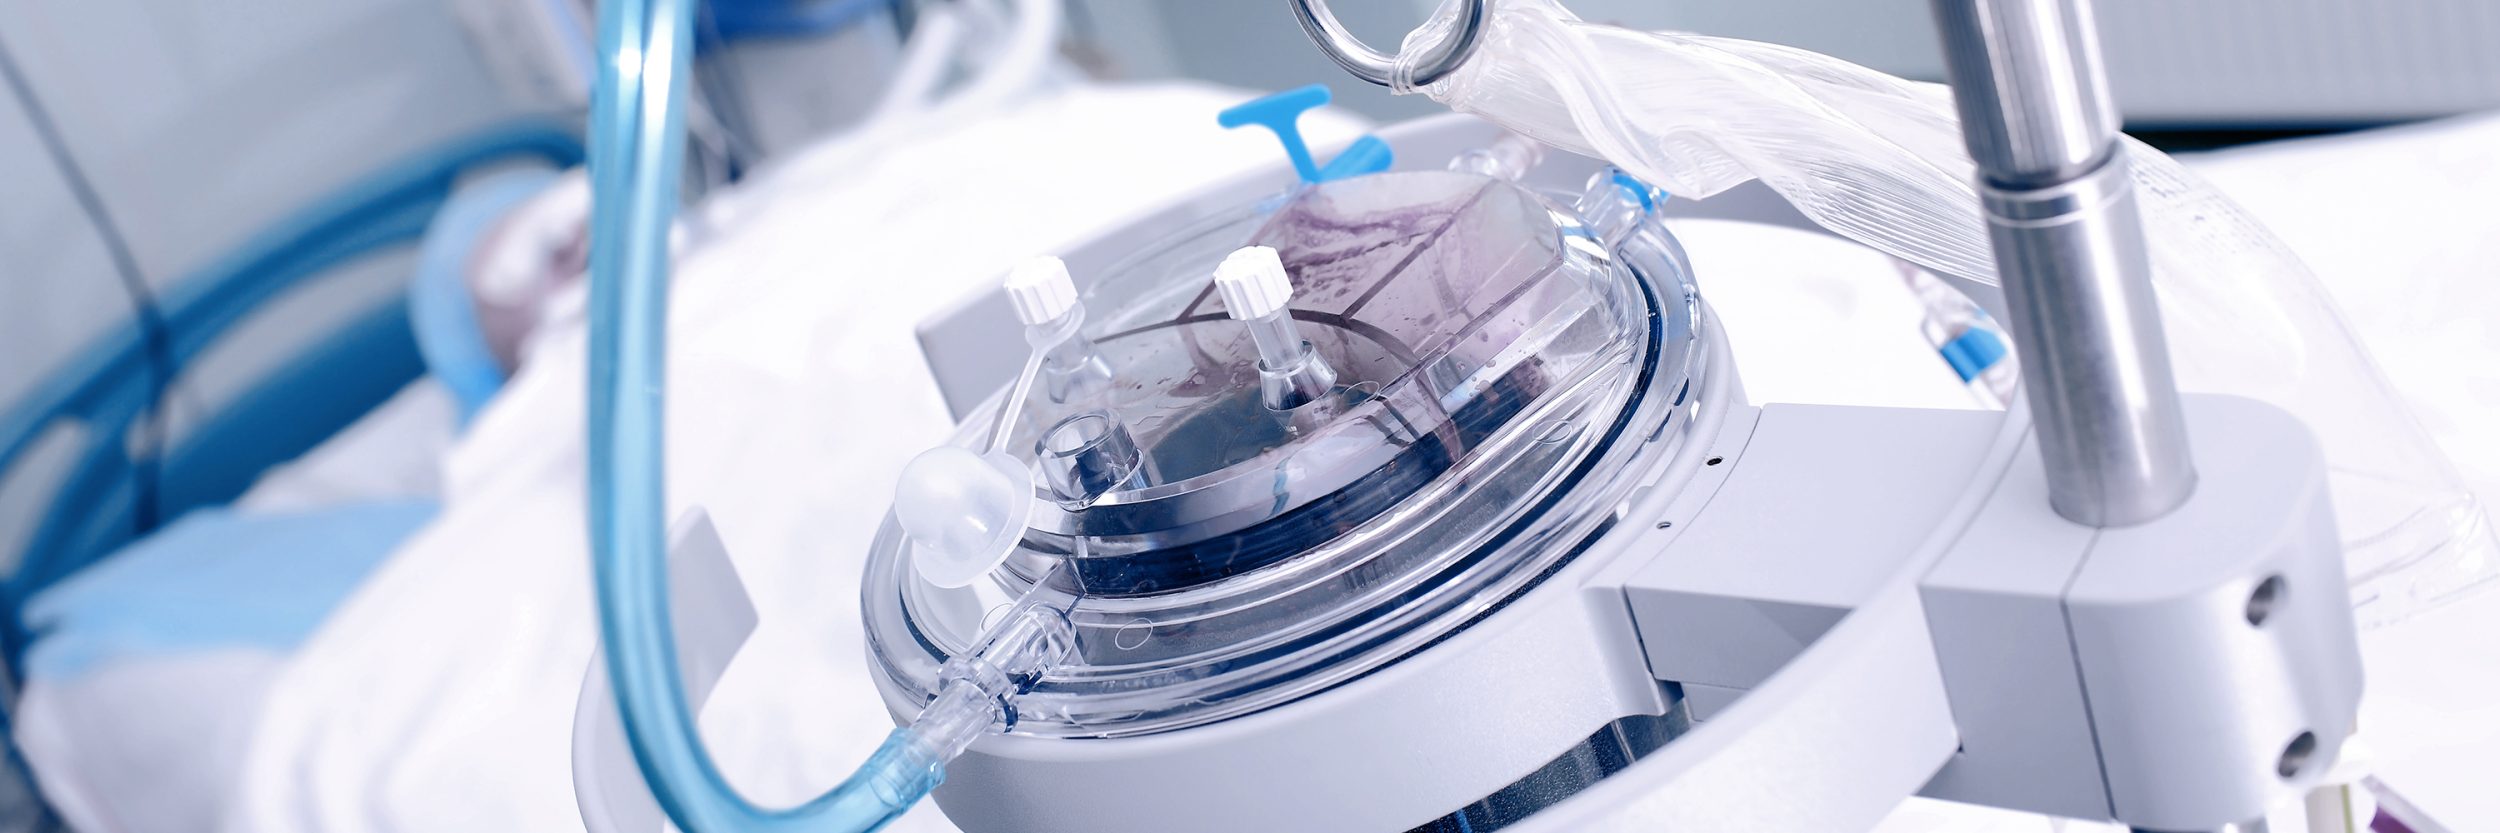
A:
[1041, 334, 1115, 404]
[908, 588, 1079, 762]
[1215, 246, 1337, 410]
[899, 256, 1091, 589]
[1011, 257, 1115, 404]
[1036, 411, 1146, 509]
[846, 567, 1082, 820]
[1448, 133, 1545, 182]
[1897, 262, 2019, 408]
[887, 258, 1092, 787]
[1573, 169, 1663, 248]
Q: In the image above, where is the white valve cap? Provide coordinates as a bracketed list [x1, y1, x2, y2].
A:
[1214, 246, 1293, 320]
[896, 447, 1036, 588]
[1005, 256, 1078, 326]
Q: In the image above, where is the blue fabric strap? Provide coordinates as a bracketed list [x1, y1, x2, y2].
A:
[21, 501, 437, 680]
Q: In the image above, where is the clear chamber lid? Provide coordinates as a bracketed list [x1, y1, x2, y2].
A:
[864, 167, 1703, 737]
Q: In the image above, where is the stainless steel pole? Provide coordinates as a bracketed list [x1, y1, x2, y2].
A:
[1928, 0, 2196, 527]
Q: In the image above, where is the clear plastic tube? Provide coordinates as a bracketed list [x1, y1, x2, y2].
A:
[1897, 261, 2018, 409]
[584, 0, 1065, 830]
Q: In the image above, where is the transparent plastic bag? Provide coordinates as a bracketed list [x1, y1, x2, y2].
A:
[1393, 0, 2495, 625]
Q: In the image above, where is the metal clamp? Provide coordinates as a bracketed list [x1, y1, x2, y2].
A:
[1286, 0, 1486, 88]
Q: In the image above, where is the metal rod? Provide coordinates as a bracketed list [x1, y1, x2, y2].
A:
[1928, 0, 2196, 527]
[1285, 0, 1485, 88]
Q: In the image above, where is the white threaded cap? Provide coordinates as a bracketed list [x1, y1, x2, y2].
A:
[1005, 256, 1078, 326]
[1214, 246, 1292, 320]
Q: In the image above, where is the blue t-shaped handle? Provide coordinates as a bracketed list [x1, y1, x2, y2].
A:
[1219, 84, 1393, 184]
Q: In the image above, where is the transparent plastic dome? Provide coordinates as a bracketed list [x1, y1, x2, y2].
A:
[864, 168, 1705, 738]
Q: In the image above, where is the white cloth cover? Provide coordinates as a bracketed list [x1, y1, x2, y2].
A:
[15, 381, 457, 833]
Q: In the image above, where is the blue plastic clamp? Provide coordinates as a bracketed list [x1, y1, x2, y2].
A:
[1218, 84, 1394, 184]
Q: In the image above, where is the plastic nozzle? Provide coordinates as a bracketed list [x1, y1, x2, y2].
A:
[899, 254, 1099, 588]
[1214, 246, 1337, 410]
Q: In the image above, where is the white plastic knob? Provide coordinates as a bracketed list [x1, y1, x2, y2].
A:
[1005, 256, 1078, 327]
[1214, 246, 1293, 320]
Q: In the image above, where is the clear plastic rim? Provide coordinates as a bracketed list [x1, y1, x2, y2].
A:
[863, 210, 1710, 738]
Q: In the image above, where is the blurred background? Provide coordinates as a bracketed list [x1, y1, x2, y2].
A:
[9, 0, 2499, 478]
[8, 0, 2498, 461]
[1074, 0, 2500, 132]
[1, 1, 2495, 831]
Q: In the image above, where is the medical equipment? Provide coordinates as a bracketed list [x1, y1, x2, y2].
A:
[1369, 0, 2496, 625]
[570, 0, 2474, 831]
